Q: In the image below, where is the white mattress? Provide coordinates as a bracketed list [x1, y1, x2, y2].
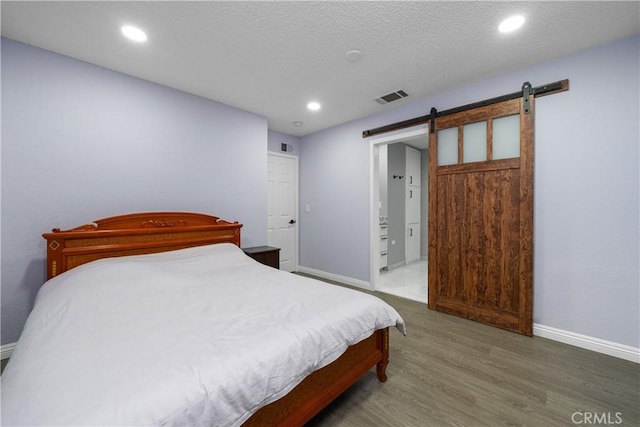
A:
[1, 243, 405, 426]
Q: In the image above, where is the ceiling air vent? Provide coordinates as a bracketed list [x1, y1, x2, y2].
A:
[375, 89, 409, 105]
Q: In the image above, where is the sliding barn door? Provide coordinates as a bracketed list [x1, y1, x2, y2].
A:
[427, 97, 534, 335]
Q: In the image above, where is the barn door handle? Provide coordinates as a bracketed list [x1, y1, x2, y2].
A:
[289, 219, 296, 224]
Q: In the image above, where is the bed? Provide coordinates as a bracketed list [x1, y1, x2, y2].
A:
[1, 212, 405, 426]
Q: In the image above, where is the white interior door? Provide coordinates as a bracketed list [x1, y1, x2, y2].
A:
[267, 153, 298, 272]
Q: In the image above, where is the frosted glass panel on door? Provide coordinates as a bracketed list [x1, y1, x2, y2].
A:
[463, 121, 487, 163]
[493, 115, 520, 159]
[437, 127, 458, 166]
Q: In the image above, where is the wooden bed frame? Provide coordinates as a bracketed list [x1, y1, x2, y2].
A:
[43, 212, 390, 426]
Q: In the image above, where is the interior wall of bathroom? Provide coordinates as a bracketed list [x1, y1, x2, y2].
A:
[384, 142, 429, 267]
[387, 143, 406, 267]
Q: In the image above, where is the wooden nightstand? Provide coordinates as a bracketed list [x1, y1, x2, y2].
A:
[242, 246, 280, 269]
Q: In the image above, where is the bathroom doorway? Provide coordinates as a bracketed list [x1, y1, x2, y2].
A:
[369, 127, 428, 303]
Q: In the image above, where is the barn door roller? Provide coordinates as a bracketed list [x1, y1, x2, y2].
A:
[522, 81, 533, 114]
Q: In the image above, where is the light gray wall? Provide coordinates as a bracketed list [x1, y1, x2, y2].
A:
[299, 35, 639, 348]
[387, 144, 428, 263]
[1, 38, 268, 345]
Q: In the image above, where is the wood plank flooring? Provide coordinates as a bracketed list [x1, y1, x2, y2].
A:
[306, 286, 639, 427]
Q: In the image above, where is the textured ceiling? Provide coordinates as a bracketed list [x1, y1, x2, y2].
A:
[2, 1, 639, 137]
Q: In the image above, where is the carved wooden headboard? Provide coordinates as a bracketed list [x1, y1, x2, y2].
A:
[42, 212, 243, 280]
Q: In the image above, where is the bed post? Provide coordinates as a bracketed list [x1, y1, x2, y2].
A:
[45, 235, 64, 279]
[376, 328, 389, 382]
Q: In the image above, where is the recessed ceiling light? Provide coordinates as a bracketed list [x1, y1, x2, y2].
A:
[498, 15, 525, 33]
[293, 121, 303, 127]
[121, 25, 147, 42]
[307, 102, 321, 111]
[346, 49, 363, 62]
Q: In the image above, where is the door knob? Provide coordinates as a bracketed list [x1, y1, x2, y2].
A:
[289, 219, 296, 224]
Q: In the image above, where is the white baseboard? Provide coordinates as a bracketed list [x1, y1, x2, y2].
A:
[387, 261, 406, 270]
[533, 324, 639, 363]
[296, 266, 373, 291]
[1, 342, 16, 360]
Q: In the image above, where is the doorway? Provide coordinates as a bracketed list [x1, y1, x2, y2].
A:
[267, 152, 298, 272]
[369, 127, 428, 303]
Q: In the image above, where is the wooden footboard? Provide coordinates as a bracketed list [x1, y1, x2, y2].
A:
[244, 328, 389, 426]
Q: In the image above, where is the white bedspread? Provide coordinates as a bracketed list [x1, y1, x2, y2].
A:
[1, 243, 405, 426]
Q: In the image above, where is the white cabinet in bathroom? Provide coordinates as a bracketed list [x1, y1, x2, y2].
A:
[379, 220, 388, 270]
[406, 146, 421, 187]
[406, 186, 420, 224]
[405, 146, 421, 263]
[407, 224, 420, 264]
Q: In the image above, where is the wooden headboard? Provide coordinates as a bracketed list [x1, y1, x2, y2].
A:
[42, 212, 243, 280]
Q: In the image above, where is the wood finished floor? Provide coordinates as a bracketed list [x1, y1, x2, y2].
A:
[305, 285, 639, 427]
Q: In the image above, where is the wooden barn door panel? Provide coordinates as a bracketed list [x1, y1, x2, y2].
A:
[428, 97, 533, 336]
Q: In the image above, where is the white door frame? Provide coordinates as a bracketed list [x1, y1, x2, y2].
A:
[368, 126, 429, 294]
[268, 152, 299, 272]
